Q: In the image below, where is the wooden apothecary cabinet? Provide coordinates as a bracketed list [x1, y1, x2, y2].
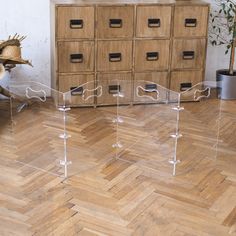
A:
[51, 0, 209, 106]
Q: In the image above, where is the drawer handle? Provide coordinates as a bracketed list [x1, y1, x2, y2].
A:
[148, 18, 161, 28]
[70, 19, 83, 29]
[185, 18, 197, 27]
[146, 52, 159, 61]
[108, 85, 121, 94]
[180, 83, 192, 91]
[70, 86, 83, 96]
[109, 53, 122, 62]
[109, 19, 122, 28]
[183, 51, 195, 60]
[145, 84, 157, 91]
[70, 54, 83, 63]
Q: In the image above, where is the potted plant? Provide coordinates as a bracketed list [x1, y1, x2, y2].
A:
[210, 0, 236, 99]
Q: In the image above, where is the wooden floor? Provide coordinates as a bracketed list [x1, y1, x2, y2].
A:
[0, 99, 236, 236]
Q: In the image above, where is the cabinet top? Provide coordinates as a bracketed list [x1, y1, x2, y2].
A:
[51, 0, 209, 6]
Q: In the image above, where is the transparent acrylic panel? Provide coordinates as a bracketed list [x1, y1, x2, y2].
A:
[64, 80, 100, 107]
[9, 81, 65, 177]
[115, 80, 181, 177]
[64, 81, 117, 177]
[216, 100, 236, 176]
[177, 81, 221, 176]
[0, 99, 15, 170]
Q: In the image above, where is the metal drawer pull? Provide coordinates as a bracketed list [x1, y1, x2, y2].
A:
[109, 53, 122, 62]
[183, 51, 195, 60]
[185, 18, 197, 27]
[70, 54, 83, 63]
[145, 84, 157, 91]
[70, 86, 83, 96]
[109, 19, 122, 28]
[148, 18, 161, 28]
[108, 85, 121, 94]
[146, 52, 159, 61]
[70, 19, 83, 29]
[180, 83, 192, 91]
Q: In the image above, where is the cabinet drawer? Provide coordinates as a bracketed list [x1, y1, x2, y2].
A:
[171, 39, 206, 70]
[134, 72, 168, 103]
[97, 73, 132, 105]
[57, 6, 94, 39]
[135, 40, 170, 71]
[97, 6, 134, 39]
[58, 41, 94, 73]
[170, 70, 203, 96]
[59, 74, 95, 106]
[174, 6, 209, 38]
[97, 40, 132, 71]
[136, 6, 172, 38]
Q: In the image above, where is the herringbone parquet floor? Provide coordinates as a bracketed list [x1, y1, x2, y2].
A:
[0, 99, 235, 236]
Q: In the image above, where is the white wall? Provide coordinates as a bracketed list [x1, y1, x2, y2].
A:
[0, 0, 232, 97]
[205, 0, 232, 80]
[205, 44, 230, 80]
[0, 0, 51, 97]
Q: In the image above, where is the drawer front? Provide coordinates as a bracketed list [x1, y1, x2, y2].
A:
[136, 6, 172, 38]
[174, 6, 209, 38]
[97, 73, 132, 105]
[97, 40, 132, 71]
[170, 70, 203, 96]
[134, 72, 168, 103]
[57, 7, 95, 39]
[59, 74, 95, 105]
[171, 39, 206, 70]
[58, 41, 94, 73]
[135, 40, 170, 71]
[97, 6, 134, 38]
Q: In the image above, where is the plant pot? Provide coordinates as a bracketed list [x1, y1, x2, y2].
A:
[216, 69, 236, 100]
